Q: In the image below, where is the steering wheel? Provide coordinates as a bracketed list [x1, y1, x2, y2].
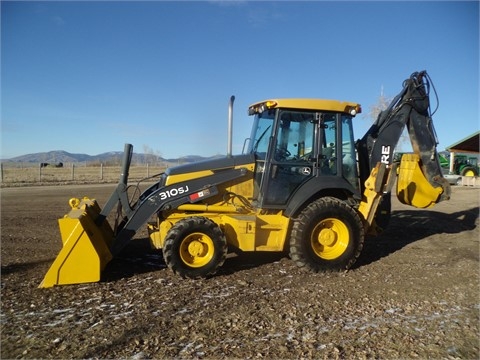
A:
[298, 152, 312, 161]
[275, 147, 291, 161]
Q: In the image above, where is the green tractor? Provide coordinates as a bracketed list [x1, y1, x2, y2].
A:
[439, 151, 479, 177]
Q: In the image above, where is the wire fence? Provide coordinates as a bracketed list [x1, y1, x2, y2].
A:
[0, 163, 168, 186]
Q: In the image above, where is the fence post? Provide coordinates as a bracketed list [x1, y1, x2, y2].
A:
[39, 163, 42, 182]
[147, 163, 149, 177]
[71, 163, 75, 181]
[100, 163, 104, 180]
[0, 163, 3, 183]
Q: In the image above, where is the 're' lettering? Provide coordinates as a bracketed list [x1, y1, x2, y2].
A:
[381, 145, 391, 164]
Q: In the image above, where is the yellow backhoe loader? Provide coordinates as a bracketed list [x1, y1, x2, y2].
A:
[40, 70, 450, 288]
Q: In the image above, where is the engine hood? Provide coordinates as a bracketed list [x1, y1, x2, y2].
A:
[165, 153, 255, 176]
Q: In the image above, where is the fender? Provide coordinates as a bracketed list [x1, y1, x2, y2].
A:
[285, 176, 358, 217]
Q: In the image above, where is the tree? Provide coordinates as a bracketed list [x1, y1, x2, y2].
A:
[367, 86, 390, 122]
[366, 87, 410, 152]
[142, 144, 162, 165]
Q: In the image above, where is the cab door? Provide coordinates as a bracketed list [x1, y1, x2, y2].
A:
[259, 110, 318, 207]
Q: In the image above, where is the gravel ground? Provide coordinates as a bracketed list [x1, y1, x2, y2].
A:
[1, 184, 479, 359]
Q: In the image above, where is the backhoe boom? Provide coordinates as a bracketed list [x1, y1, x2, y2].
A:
[357, 71, 450, 206]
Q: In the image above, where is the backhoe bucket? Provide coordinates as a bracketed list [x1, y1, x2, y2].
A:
[39, 197, 114, 288]
[396, 153, 444, 208]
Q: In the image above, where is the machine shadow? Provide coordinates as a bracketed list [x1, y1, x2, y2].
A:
[101, 239, 286, 283]
[101, 238, 166, 283]
[354, 205, 479, 269]
[2, 259, 55, 275]
[218, 252, 286, 277]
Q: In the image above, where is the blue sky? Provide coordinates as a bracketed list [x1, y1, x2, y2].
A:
[1, 1, 479, 159]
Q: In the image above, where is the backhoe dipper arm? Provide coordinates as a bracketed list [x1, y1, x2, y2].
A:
[356, 71, 450, 201]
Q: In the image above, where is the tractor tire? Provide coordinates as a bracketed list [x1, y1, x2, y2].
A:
[289, 197, 364, 272]
[163, 217, 227, 279]
[461, 166, 478, 177]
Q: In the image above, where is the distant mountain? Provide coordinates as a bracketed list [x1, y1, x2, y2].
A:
[3, 150, 93, 163]
[1, 150, 215, 164]
[164, 155, 211, 163]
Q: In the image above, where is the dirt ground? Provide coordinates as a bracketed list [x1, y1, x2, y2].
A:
[1, 184, 479, 359]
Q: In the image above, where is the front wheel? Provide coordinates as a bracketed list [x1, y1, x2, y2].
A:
[289, 197, 364, 272]
[163, 217, 227, 279]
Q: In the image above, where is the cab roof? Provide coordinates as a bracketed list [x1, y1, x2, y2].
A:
[248, 98, 361, 115]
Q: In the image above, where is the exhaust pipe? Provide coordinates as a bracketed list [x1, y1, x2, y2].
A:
[227, 95, 235, 157]
[120, 143, 133, 185]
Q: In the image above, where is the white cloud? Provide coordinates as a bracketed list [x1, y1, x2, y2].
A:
[51, 15, 66, 26]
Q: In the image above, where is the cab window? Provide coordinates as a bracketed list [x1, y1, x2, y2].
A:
[274, 111, 315, 162]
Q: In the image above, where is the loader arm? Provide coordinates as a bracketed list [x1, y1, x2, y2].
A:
[356, 71, 450, 232]
[109, 167, 248, 255]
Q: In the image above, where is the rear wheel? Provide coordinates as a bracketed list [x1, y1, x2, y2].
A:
[461, 166, 478, 177]
[163, 217, 227, 279]
[289, 197, 364, 272]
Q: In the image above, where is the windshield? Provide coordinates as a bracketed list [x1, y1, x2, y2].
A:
[248, 110, 276, 158]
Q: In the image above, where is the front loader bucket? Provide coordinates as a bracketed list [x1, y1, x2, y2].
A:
[39, 198, 114, 288]
[396, 153, 445, 208]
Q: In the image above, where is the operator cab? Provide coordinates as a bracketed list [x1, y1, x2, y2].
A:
[247, 99, 361, 208]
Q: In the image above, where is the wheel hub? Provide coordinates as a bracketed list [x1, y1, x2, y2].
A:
[311, 218, 349, 260]
[179, 232, 215, 268]
[188, 240, 207, 257]
[318, 227, 337, 247]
